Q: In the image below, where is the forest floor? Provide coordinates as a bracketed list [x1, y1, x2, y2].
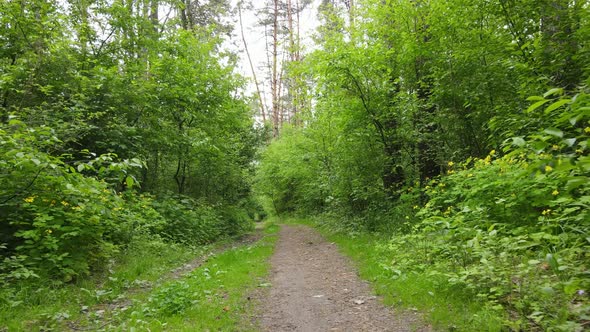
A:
[253, 224, 431, 332]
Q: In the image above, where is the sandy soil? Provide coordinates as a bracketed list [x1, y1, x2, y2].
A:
[257, 224, 431, 332]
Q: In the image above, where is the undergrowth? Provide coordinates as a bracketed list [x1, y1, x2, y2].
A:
[0, 223, 276, 331]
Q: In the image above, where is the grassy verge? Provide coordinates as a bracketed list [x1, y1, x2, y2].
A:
[0, 223, 278, 331]
[284, 217, 505, 331]
[0, 236, 197, 331]
[105, 222, 278, 331]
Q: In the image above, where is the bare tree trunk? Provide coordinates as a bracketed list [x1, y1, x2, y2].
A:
[150, 0, 158, 27]
[286, 0, 296, 122]
[295, 0, 303, 125]
[271, 0, 280, 137]
[278, 50, 286, 124]
[180, 0, 189, 29]
[238, 2, 267, 122]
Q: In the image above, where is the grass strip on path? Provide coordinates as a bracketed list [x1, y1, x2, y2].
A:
[89, 223, 279, 331]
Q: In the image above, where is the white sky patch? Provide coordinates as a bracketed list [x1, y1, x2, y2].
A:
[228, 0, 321, 107]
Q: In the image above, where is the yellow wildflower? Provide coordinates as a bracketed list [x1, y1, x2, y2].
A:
[448, 161, 454, 167]
[61, 201, 69, 206]
[467, 173, 473, 177]
[490, 149, 496, 156]
[545, 165, 553, 172]
[542, 209, 551, 216]
[413, 205, 419, 210]
[46, 229, 52, 234]
[552, 190, 559, 196]
[24, 196, 35, 203]
[552, 145, 559, 150]
[447, 170, 455, 175]
[443, 207, 452, 216]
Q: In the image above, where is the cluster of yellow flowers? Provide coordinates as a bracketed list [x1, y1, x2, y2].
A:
[542, 209, 552, 216]
[23, 196, 36, 203]
[443, 206, 453, 216]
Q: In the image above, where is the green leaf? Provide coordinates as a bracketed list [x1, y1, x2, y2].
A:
[125, 176, 134, 188]
[511, 137, 526, 147]
[526, 99, 550, 113]
[543, 88, 563, 98]
[77, 164, 84, 172]
[545, 254, 559, 271]
[543, 128, 563, 138]
[544, 99, 570, 114]
[563, 138, 576, 147]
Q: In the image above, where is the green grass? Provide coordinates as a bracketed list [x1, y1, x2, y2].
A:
[0, 237, 197, 331]
[283, 217, 505, 332]
[0, 224, 278, 331]
[104, 223, 279, 331]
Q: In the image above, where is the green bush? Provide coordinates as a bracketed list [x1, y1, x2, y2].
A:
[0, 121, 254, 282]
[383, 91, 590, 329]
[152, 196, 223, 245]
[0, 122, 133, 281]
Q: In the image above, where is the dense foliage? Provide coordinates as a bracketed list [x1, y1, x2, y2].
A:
[254, 0, 590, 329]
[0, 0, 259, 284]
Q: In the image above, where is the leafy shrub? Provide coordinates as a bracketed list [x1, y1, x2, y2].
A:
[1, 122, 124, 281]
[217, 205, 254, 236]
[152, 196, 223, 245]
[383, 90, 590, 329]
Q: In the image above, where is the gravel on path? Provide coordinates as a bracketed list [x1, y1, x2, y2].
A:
[257, 224, 432, 332]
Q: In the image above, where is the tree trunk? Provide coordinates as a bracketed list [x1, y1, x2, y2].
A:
[271, 0, 280, 137]
[238, 2, 267, 122]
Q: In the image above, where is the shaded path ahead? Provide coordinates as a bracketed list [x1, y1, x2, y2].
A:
[258, 224, 431, 332]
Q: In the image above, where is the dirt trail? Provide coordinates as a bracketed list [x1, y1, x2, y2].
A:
[258, 224, 431, 332]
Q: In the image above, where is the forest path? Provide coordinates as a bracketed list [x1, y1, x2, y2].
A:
[256, 224, 430, 332]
